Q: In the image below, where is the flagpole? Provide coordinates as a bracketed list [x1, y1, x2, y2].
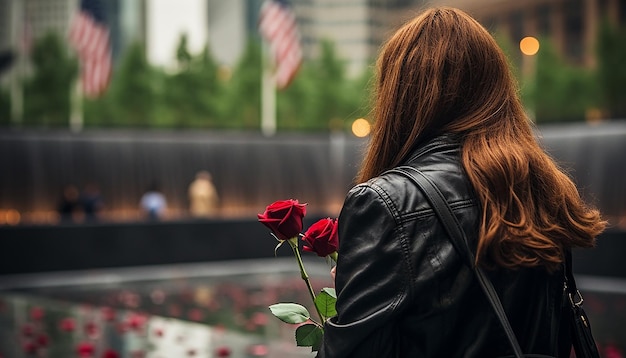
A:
[70, 77, 83, 132]
[261, 42, 277, 137]
[9, 0, 24, 127]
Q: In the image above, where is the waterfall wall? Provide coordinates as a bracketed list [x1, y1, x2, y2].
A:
[1, 121, 625, 223]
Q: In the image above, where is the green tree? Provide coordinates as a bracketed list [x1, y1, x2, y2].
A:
[159, 36, 224, 128]
[223, 39, 262, 129]
[193, 45, 225, 123]
[277, 63, 319, 130]
[597, 19, 626, 118]
[111, 42, 156, 127]
[278, 39, 367, 131]
[311, 40, 349, 129]
[533, 39, 597, 123]
[176, 33, 193, 70]
[23, 32, 76, 127]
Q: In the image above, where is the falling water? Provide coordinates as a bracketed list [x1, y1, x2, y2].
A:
[0, 129, 365, 222]
[0, 121, 625, 224]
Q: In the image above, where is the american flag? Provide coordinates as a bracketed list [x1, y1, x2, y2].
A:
[258, 0, 303, 89]
[69, 0, 112, 98]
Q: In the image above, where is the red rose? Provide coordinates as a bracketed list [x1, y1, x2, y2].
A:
[258, 199, 307, 241]
[302, 218, 339, 258]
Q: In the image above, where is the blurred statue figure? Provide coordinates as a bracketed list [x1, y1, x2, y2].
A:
[188, 171, 219, 218]
[140, 182, 167, 220]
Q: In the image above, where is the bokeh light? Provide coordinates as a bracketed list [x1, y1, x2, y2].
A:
[351, 118, 371, 137]
[520, 36, 540, 56]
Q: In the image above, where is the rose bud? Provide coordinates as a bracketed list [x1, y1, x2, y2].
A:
[302, 218, 339, 259]
[258, 199, 306, 241]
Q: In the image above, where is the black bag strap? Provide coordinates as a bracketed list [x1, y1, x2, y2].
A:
[564, 250, 580, 302]
[564, 250, 601, 358]
[392, 166, 525, 358]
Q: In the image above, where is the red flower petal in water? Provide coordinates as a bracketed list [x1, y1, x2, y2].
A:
[101, 307, 116, 322]
[258, 199, 306, 241]
[85, 321, 100, 339]
[22, 341, 37, 354]
[21, 323, 34, 337]
[30, 306, 45, 321]
[36, 333, 49, 347]
[187, 308, 204, 321]
[102, 349, 120, 358]
[76, 342, 95, 358]
[247, 344, 269, 356]
[215, 346, 231, 357]
[59, 317, 76, 332]
[302, 218, 339, 257]
[116, 321, 129, 334]
[251, 312, 269, 326]
[127, 313, 147, 331]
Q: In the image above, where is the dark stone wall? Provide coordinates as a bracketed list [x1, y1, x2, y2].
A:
[0, 217, 323, 275]
[0, 219, 623, 277]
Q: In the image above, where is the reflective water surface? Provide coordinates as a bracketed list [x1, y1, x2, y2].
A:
[0, 258, 333, 358]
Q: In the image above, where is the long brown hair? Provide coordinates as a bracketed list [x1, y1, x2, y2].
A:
[357, 7, 606, 271]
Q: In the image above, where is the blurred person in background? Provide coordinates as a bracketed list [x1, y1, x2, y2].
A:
[81, 182, 104, 222]
[139, 182, 167, 220]
[318, 7, 606, 357]
[57, 184, 81, 223]
[188, 170, 219, 218]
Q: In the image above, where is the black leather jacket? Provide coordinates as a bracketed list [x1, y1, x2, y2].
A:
[318, 135, 569, 357]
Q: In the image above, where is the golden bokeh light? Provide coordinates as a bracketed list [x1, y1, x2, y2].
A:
[351, 118, 371, 137]
[5, 209, 21, 226]
[520, 36, 540, 56]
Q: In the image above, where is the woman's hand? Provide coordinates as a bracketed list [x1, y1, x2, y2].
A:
[331, 266, 336, 281]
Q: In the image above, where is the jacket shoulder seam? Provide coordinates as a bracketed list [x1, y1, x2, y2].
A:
[369, 182, 417, 300]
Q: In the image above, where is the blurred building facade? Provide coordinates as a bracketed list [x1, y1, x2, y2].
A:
[0, 0, 145, 80]
[1, 0, 624, 82]
[430, 0, 625, 69]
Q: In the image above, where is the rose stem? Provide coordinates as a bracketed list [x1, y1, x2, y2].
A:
[288, 238, 325, 324]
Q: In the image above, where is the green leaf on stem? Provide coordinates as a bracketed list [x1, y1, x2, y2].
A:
[314, 288, 337, 318]
[296, 323, 324, 351]
[269, 303, 310, 324]
[321, 287, 336, 298]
